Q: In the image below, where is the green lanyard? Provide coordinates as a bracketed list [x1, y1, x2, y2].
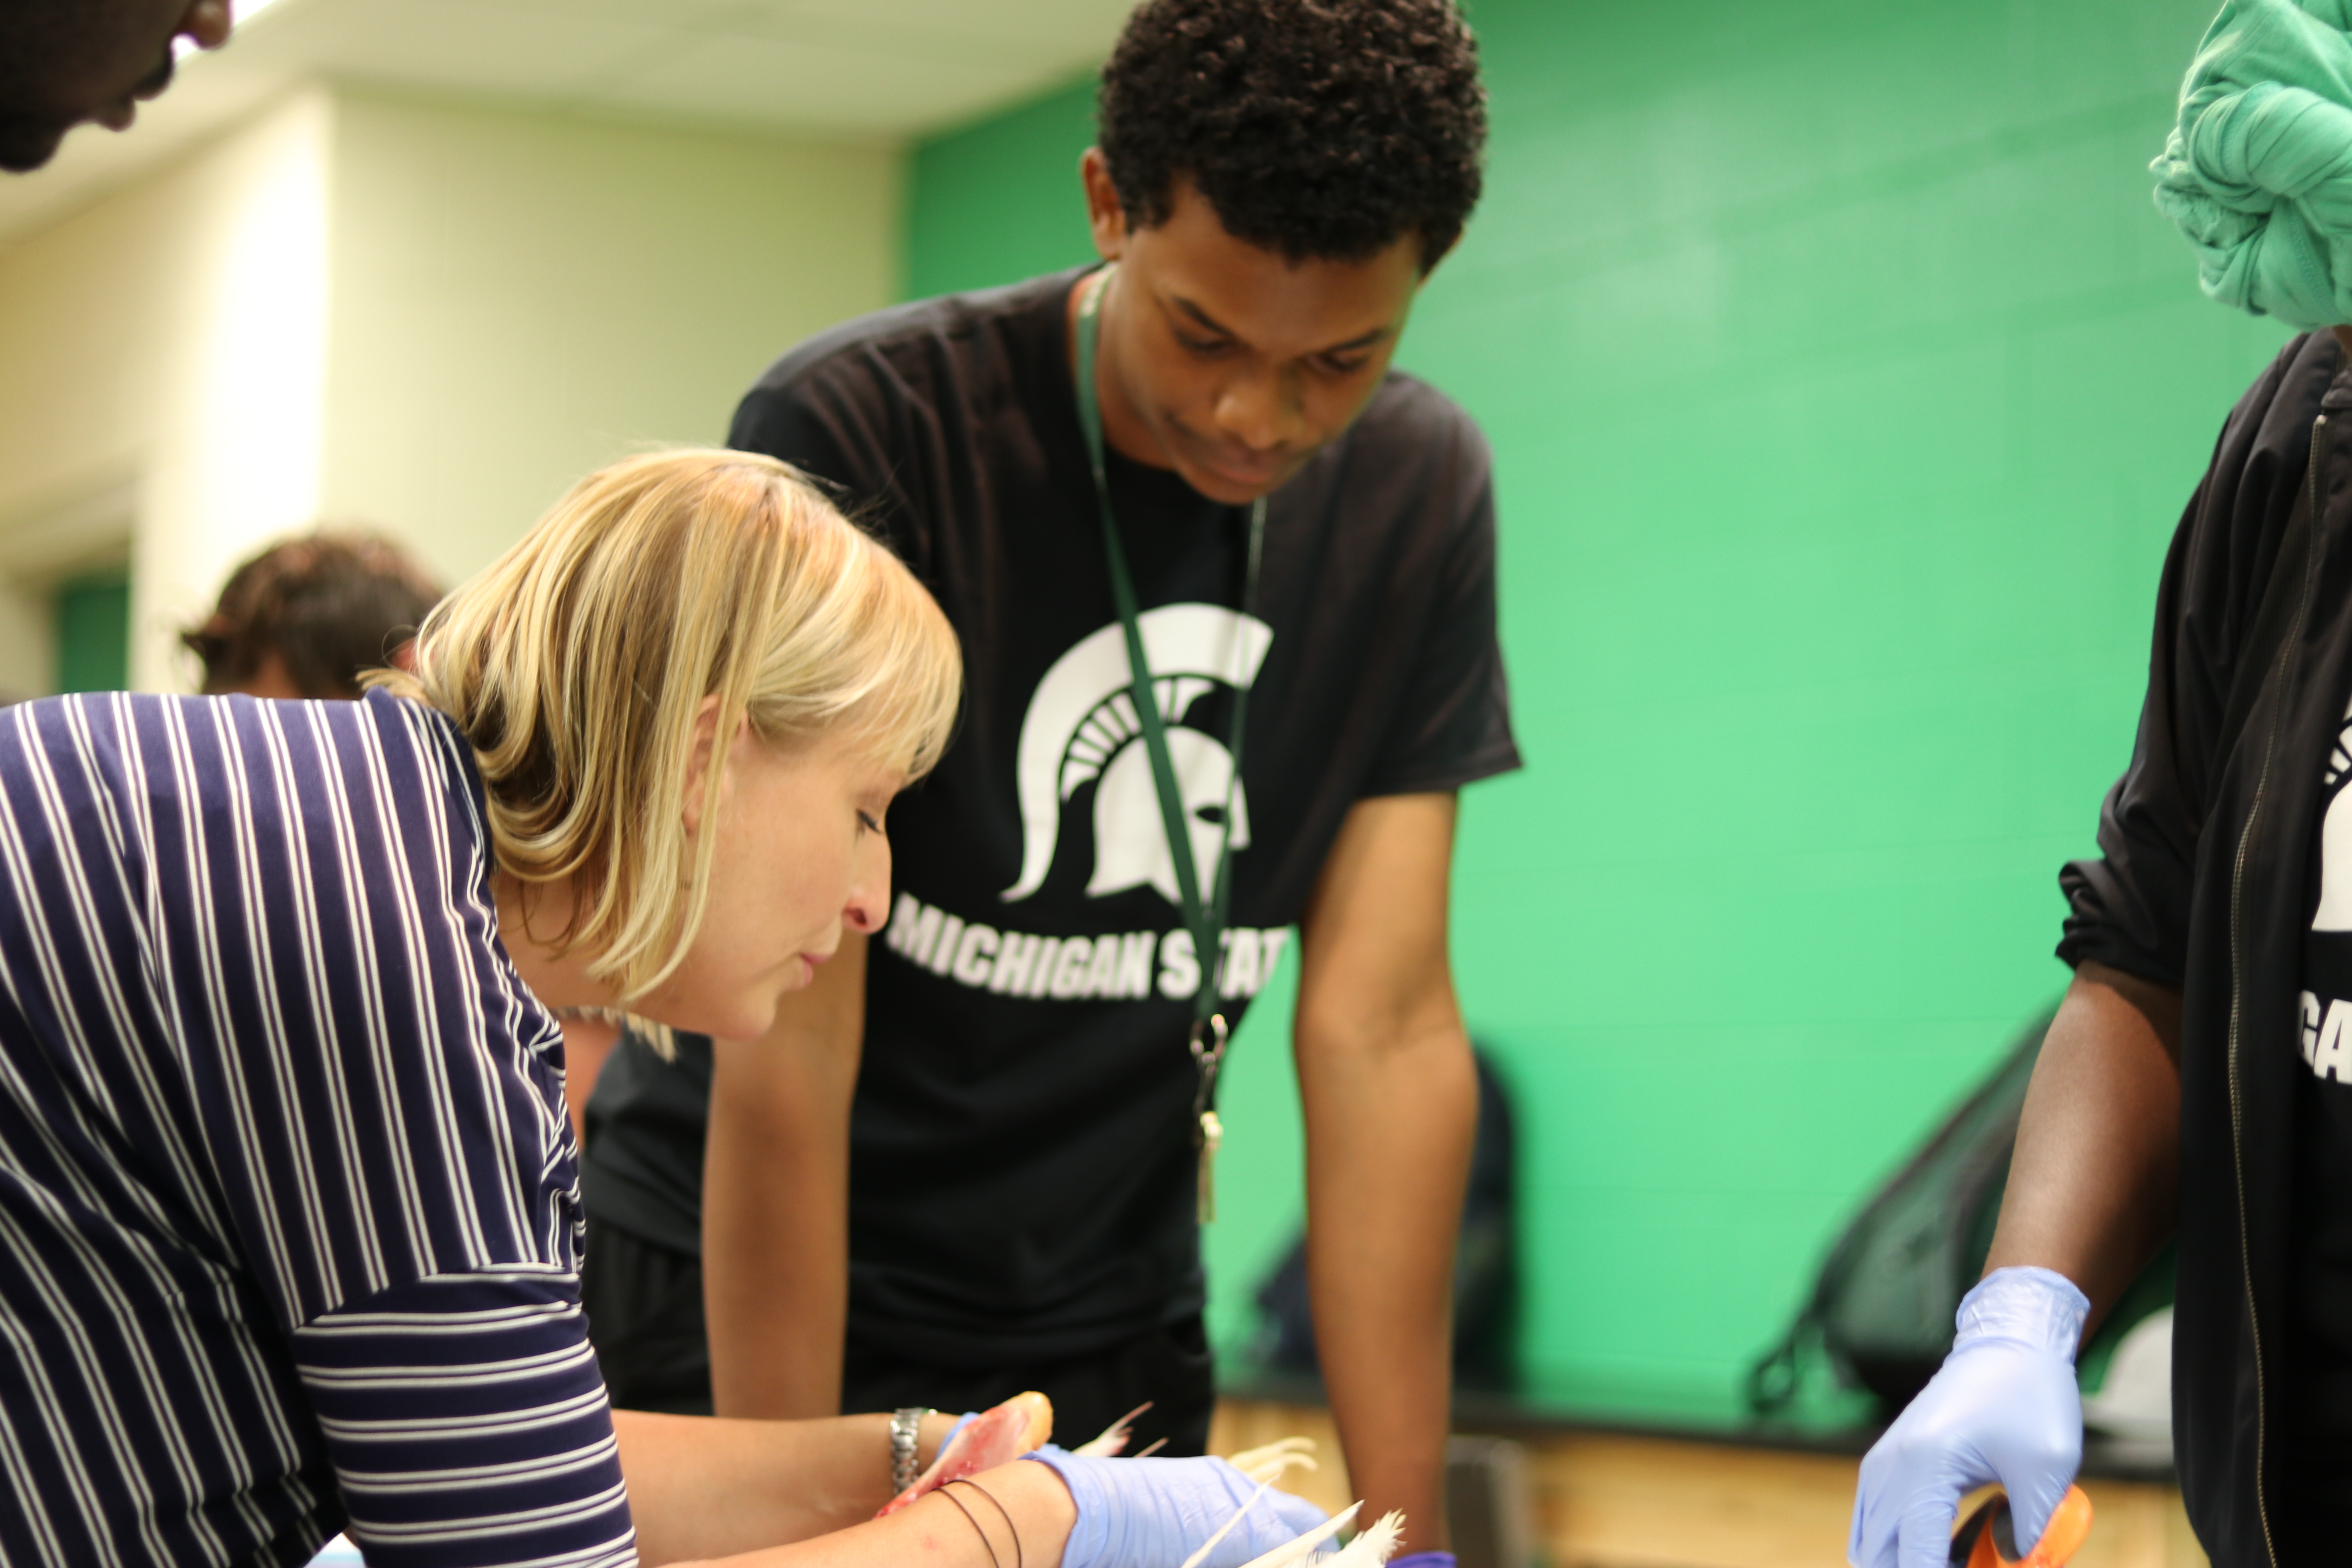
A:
[1074, 267, 1267, 1223]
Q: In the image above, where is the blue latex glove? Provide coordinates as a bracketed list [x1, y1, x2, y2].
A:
[1390, 1555, 1457, 1568]
[1027, 1450, 1328, 1568]
[1849, 1266, 2089, 1568]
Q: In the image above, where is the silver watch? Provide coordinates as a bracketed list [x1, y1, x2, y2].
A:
[890, 1406, 931, 1493]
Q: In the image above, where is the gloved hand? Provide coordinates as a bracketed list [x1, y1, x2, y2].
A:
[1389, 1555, 1457, 1568]
[1849, 1266, 2090, 1568]
[1026, 1450, 1328, 1568]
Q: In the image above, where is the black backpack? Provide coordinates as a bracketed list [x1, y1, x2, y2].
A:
[1747, 1008, 2054, 1413]
[1748, 1005, 2178, 1416]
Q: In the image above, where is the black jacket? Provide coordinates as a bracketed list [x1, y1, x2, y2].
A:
[2058, 330, 2352, 1567]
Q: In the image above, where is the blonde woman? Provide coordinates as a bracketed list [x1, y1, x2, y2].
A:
[0, 450, 1319, 1568]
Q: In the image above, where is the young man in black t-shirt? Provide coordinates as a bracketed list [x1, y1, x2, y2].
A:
[582, 3, 1512, 1558]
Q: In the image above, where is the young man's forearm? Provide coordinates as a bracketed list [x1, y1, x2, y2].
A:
[1292, 791, 1473, 1555]
[1298, 1015, 1476, 1553]
[704, 934, 868, 1419]
[1983, 960, 2183, 1323]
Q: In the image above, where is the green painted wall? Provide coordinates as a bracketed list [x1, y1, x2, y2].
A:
[903, 0, 2290, 1421]
[906, 78, 1099, 301]
[54, 571, 130, 694]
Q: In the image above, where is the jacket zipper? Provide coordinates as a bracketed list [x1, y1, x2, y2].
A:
[2227, 411, 2325, 1568]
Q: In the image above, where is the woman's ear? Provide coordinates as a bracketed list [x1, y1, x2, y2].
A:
[679, 696, 750, 838]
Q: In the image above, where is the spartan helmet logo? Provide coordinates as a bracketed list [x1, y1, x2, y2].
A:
[2319, 709, 2352, 933]
[1087, 726, 1252, 904]
[1002, 604, 1275, 906]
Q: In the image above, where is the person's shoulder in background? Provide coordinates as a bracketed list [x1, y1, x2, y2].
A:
[728, 267, 1091, 570]
[1347, 370, 1492, 486]
[734, 267, 1086, 434]
[1294, 368, 1495, 570]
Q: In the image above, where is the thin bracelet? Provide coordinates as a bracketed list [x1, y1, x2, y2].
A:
[946, 1478, 1024, 1568]
[933, 1484, 1001, 1568]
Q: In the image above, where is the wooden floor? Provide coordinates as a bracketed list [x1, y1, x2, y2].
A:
[1209, 1400, 2207, 1568]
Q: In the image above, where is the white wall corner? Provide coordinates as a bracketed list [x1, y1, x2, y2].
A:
[314, 88, 907, 594]
[130, 87, 334, 692]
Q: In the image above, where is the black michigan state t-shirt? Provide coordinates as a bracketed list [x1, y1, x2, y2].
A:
[583, 267, 1519, 1367]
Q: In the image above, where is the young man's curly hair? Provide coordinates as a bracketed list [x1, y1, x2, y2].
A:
[1096, 0, 1486, 267]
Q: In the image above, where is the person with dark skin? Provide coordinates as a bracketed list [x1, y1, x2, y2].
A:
[1850, 5, 2352, 1555]
[0, 0, 232, 173]
[580, 4, 1512, 1560]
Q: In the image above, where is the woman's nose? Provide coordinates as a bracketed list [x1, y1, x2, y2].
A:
[844, 840, 892, 933]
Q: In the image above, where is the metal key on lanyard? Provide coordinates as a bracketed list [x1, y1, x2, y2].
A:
[1075, 266, 1265, 1225]
[1189, 1013, 1229, 1223]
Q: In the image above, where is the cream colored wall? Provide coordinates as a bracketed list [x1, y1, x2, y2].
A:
[132, 92, 332, 693]
[0, 85, 903, 695]
[318, 89, 903, 600]
[0, 90, 332, 698]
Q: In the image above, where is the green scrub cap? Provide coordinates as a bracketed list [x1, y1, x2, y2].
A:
[2153, 0, 2352, 328]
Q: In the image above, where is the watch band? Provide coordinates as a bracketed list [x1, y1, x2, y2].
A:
[890, 1406, 932, 1494]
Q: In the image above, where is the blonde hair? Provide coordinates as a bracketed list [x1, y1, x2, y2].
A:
[371, 448, 960, 1001]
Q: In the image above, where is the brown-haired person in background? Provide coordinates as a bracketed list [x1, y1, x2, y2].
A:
[184, 531, 443, 700]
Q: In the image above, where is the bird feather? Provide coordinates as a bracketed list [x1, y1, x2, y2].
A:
[1230, 1501, 1363, 1568]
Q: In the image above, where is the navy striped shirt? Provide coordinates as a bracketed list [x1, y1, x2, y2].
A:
[0, 690, 633, 1566]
